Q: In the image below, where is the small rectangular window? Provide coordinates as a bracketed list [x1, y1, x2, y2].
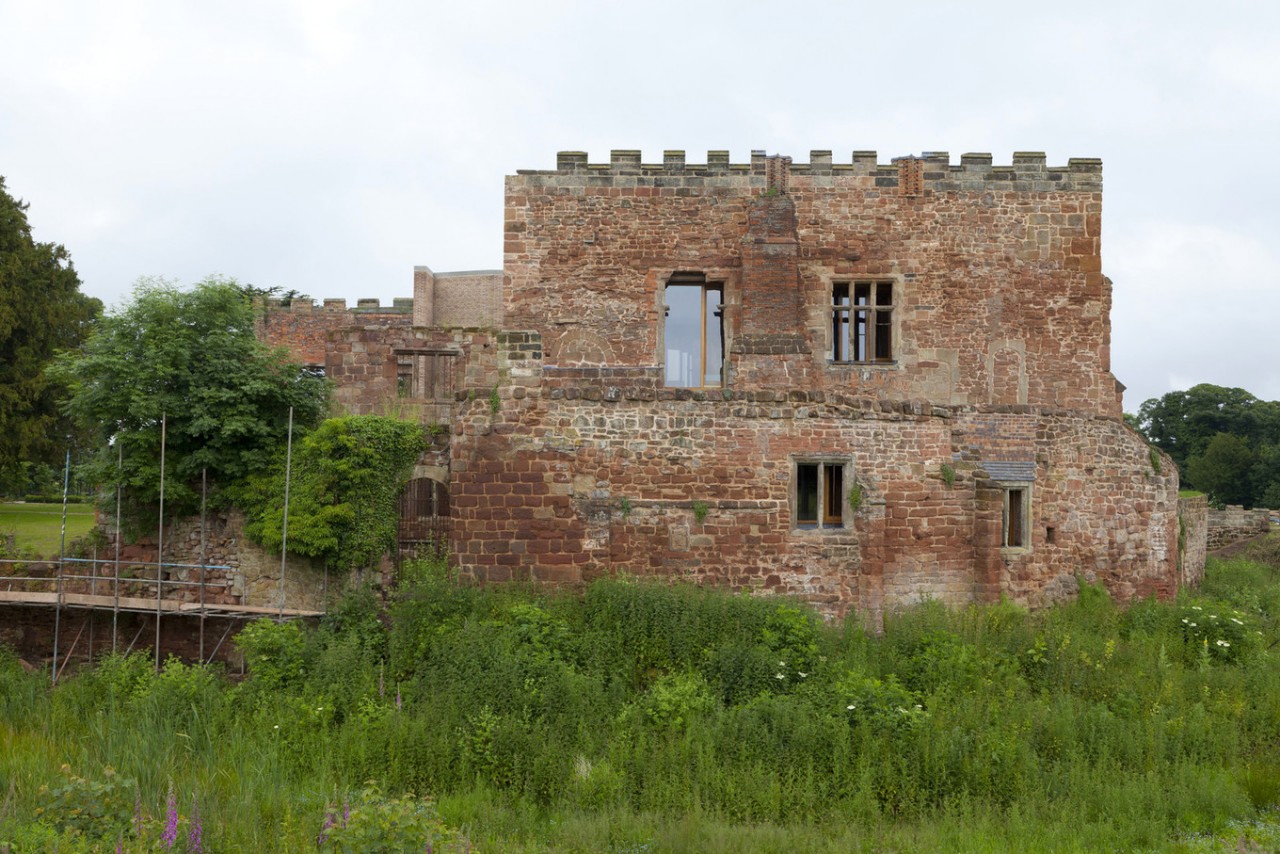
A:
[1003, 486, 1029, 548]
[832, 281, 894, 363]
[795, 461, 847, 529]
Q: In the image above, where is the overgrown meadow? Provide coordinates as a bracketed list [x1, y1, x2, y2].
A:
[4, 539, 1280, 852]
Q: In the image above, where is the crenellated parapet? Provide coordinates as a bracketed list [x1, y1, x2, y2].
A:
[263, 297, 414, 313]
[522, 150, 1102, 193]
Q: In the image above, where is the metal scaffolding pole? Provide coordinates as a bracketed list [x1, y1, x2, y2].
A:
[51, 448, 70, 685]
[278, 407, 293, 621]
[155, 413, 166, 672]
[113, 443, 122, 653]
[199, 468, 207, 663]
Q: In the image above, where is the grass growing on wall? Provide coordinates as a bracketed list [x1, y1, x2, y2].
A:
[4, 543, 1280, 850]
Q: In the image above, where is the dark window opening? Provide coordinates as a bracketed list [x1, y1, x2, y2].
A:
[664, 274, 724, 388]
[796, 461, 846, 529]
[393, 350, 457, 401]
[832, 281, 894, 363]
[1004, 487, 1028, 548]
[1045, 526, 1056, 544]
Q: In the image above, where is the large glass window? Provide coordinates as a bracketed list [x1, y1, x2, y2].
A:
[832, 281, 894, 363]
[664, 275, 723, 388]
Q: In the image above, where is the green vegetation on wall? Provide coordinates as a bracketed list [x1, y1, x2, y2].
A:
[235, 415, 426, 571]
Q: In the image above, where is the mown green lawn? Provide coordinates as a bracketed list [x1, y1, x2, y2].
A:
[0, 502, 96, 558]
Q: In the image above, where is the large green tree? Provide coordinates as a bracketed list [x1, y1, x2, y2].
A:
[51, 277, 329, 521]
[0, 177, 102, 483]
[1138, 384, 1280, 508]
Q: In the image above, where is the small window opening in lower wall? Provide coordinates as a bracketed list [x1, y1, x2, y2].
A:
[1003, 486, 1029, 548]
[795, 460, 847, 530]
[1045, 526, 1056, 544]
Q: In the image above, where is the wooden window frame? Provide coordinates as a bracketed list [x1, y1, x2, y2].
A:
[1001, 484, 1031, 550]
[793, 458, 849, 530]
[663, 273, 725, 389]
[831, 280, 895, 364]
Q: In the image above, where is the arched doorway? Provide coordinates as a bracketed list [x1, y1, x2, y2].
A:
[398, 476, 449, 559]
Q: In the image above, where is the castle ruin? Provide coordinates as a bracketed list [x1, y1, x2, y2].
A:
[263, 149, 1203, 623]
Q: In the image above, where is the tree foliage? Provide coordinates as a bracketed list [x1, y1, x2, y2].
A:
[0, 177, 102, 479]
[1138, 383, 1280, 508]
[236, 415, 426, 571]
[50, 277, 329, 520]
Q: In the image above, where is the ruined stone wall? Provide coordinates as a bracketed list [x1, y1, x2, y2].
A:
[103, 511, 336, 612]
[1207, 505, 1273, 551]
[0, 609, 248, 669]
[506, 150, 1118, 415]
[258, 298, 413, 366]
[1179, 494, 1209, 589]
[449, 336, 1181, 622]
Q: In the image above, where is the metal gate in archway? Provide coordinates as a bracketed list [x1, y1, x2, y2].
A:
[397, 476, 449, 560]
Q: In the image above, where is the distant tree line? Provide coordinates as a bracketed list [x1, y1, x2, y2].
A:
[1136, 384, 1280, 509]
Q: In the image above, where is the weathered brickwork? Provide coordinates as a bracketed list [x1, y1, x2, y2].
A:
[1207, 505, 1274, 551]
[441, 149, 1192, 621]
[1179, 494, 1209, 590]
[256, 149, 1200, 623]
[259, 298, 413, 367]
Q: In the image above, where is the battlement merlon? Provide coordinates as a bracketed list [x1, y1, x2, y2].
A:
[512, 150, 1102, 193]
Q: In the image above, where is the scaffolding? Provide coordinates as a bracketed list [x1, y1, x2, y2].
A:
[0, 408, 323, 683]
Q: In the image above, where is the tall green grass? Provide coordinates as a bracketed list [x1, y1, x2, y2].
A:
[4, 546, 1280, 851]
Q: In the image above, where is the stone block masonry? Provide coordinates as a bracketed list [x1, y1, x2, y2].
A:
[255, 148, 1201, 626]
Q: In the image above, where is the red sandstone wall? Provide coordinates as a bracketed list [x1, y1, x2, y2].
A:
[505, 151, 1118, 416]
[449, 333, 1180, 623]
[259, 299, 413, 367]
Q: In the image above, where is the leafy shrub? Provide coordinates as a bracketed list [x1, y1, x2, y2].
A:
[34, 764, 137, 843]
[236, 618, 307, 694]
[318, 784, 467, 852]
[629, 670, 714, 731]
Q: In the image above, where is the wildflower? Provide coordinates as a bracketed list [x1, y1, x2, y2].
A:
[1191, 606, 1202, 610]
[162, 782, 179, 849]
[1210, 614, 1218, 620]
[273, 724, 280, 730]
[797, 671, 808, 678]
[318, 811, 335, 845]
[914, 704, 923, 710]
[188, 797, 203, 854]
[1189, 622, 1197, 628]
[1232, 618, 1244, 625]
[396, 688, 402, 712]
[1217, 640, 1231, 648]
[846, 704, 856, 710]
[1182, 618, 1190, 624]
[775, 673, 786, 680]
[343, 800, 350, 826]
[778, 660, 786, 667]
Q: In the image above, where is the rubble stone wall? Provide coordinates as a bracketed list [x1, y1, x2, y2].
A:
[1207, 505, 1273, 551]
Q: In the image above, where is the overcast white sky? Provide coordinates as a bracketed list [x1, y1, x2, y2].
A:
[3, 0, 1278, 411]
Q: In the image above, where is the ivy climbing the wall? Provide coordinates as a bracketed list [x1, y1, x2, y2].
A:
[236, 415, 426, 571]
